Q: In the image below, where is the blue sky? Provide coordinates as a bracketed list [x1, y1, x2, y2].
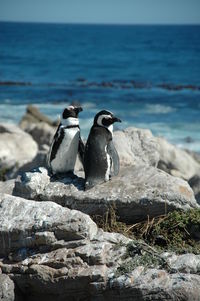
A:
[0, 0, 200, 24]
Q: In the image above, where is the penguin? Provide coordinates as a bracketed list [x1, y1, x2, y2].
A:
[84, 110, 121, 190]
[47, 105, 84, 175]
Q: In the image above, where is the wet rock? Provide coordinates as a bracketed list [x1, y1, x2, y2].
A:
[13, 166, 198, 224]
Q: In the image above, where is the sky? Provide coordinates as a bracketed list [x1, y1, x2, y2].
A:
[0, 0, 200, 25]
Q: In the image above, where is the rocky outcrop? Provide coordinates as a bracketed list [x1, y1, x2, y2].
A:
[0, 193, 98, 257]
[0, 123, 38, 173]
[113, 127, 159, 167]
[0, 193, 200, 301]
[13, 166, 198, 223]
[157, 137, 200, 180]
[0, 179, 15, 195]
[0, 274, 15, 301]
[19, 105, 57, 148]
[189, 175, 200, 204]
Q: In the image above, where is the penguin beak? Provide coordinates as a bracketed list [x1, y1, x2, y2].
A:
[112, 116, 121, 123]
[74, 107, 83, 114]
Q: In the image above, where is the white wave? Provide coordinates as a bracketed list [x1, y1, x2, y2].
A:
[145, 104, 176, 114]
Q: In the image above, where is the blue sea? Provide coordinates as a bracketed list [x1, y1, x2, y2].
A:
[0, 22, 200, 151]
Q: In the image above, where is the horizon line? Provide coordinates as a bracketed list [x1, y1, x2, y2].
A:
[0, 20, 200, 26]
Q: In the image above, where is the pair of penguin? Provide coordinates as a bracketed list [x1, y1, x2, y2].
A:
[47, 106, 121, 190]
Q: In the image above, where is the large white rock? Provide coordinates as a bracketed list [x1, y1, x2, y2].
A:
[113, 127, 160, 167]
[0, 124, 38, 170]
[0, 193, 98, 257]
[13, 166, 198, 223]
[0, 193, 200, 301]
[157, 137, 200, 180]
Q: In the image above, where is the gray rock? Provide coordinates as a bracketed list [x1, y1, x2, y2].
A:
[157, 137, 200, 180]
[163, 253, 200, 274]
[108, 268, 200, 301]
[0, 123, 38, 171]
[19, 105, 58, 148]
[189, 175, 200, 204]
[20, 121, 56, 148]
[0, 179, 15, 195]
[0, 274, 15, 301]
[0, 193, 200, 301]
[113, 127, 160, 167]
[0, 193, 98, 257]
[13, 166, 198, 224]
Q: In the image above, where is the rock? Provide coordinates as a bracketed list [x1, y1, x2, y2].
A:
[189, 175, 200, 204]
[108, 268, 200, 301]
[0, 193, 98, 258]
[113, 127, 160, 167]
[20, 121, 56, 147]
[20, 105, 57, 127]
[0, 123, 38, 172]
[0, 179, 15, 195]
[0, 193, 200, 301]
[13, 166, 198, 224]
[0, 274, 15, 301]
[19, 105, 58, 148]
[0, 195, 200, 301]
[164, 253, 200, 274]
[157, 137, 200, 180]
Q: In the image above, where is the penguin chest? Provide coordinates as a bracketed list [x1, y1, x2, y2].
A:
[105, 145, 111, 181]
[51, 128, 79, 173]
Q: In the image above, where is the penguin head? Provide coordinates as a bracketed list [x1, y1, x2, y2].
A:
[94, 110, 121, 132]
[61, 106, 83, 126]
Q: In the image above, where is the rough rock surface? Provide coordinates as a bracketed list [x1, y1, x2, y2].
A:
[157, 137, 200, 180]
[0, 274, 15, 301]
[20, 122, 55, 147]
[13, 166, 198, 223]
[189, 175, 200, 204]
[113, 127, 160, 167]
[0, 179, 15, 195]
[0, 123, 38, 171]
[19, 105, 57, 148]
[0, 193, 98, 257]
[0, 194, 200, 301]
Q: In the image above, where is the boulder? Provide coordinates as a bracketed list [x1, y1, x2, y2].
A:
[189, 175, 200, 204]
[13, 166, 198, 224]
[157, 137, 200, 180]
[20, 122, 55, 147]
[0, 274, 15, 301]
[0, 123, 38, 172]
[113, 127, 160, 167]
[0, 193, 98, 258]
[0, 193, 200, 301]
[19, 105, 58, 148]
[20, 105, 57, 127]
[108, 268, 200, 301]
[0, 179, 15, 195]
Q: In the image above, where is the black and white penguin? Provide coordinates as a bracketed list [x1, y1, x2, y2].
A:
[84, 110, 121, 190]
[47, 106, 84, 175]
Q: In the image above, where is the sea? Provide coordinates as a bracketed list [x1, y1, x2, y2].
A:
[0, 22, 200, 151]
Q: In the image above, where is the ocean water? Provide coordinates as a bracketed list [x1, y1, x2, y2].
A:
[0, 22, 200, 151]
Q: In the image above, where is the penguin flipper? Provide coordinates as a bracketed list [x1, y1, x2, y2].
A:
[78, 136, 85, 165]
[107, 141, 120, 176]
[47, 124, 63, 168]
